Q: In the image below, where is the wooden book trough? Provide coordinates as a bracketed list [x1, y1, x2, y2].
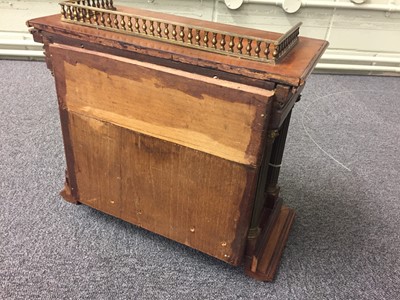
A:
[27, 0, 328, 281]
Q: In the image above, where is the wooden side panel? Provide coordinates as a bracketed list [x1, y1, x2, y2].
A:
[50, 43, 273, 167]
[67, 112, 257, 265]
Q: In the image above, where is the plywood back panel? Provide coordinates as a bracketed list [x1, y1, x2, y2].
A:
[50, 44, 273, 167]
[47, 43, 275, 264]
[66, 112, 257, 265]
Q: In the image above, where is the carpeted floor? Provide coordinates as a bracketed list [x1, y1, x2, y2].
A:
[0, 60, 399, 299]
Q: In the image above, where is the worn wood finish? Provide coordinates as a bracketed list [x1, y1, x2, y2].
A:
[49, 42, 273, 265]
[66, 112, 257, 264]
[27, 11, 328, 86]
[50, 43, 274, 167]
[27, 5, 327, 281]
[245, 205, 296, 281]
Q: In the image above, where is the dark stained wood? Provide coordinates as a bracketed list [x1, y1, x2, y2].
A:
[30, 27, 277, 91]
[27, 5, 327, 281]
[245, 206, 295, 281]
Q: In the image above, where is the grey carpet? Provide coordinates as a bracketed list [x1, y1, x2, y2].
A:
[0, 60, 399, 300]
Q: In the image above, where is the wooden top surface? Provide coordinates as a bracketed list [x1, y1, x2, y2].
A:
[27, 6, 328, 86]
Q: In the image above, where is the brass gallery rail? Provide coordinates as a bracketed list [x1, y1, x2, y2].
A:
[59, 0, 301, 64]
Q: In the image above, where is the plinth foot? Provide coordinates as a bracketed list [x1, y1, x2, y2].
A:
[60, 181, 80, 205]
[245, 206, 295, 281]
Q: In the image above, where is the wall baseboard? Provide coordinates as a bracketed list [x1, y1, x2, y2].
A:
[0, 32, 44, 60]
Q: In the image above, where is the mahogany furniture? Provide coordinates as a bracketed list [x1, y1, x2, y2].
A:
[27, 1, 328, 281]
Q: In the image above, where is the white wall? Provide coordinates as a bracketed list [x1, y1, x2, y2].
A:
[1, 0, 399, 74]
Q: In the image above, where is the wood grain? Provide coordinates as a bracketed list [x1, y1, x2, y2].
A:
[27, 13, 328, 86]
[50, 43, 273, 166]
[245, 206, 295, 281]
[67, 112, 256, 265]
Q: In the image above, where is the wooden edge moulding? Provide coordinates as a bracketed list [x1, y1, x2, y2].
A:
[59, 0, 302, 64]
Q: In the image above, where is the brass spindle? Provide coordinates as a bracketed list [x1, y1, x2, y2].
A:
[273, 45, 279, 58]
[195, 30, 200, 46]
[135, 18, 140, 33]
[149, 21, 155, 36]
[156, 22, 162, 37]
[264, 43, 270, 59]
[229, 36, 235, 52]
[164, 23, 169, 38]
[72, 7, 78, 21]
[188, 28, 193, 44]
[212, 33, 217, 49]
[142, 19, 147, 34]
[203, 31, 209, 47]
[113, 14, 119, 29]
[106, 14, 112, 27]
[85, 8, 90, 23]
[61, 5, 66, 19]
[93, 12, 98, 25]
[255, 41, 261, 57]
[100, 12, 105, 26]
[127, 17, 132, 31]
[79, 8, 84, 22]
[220, 34, 226, 50]
[66, 6, 70, 20]
[237, 37, 243, 54]
[172, 25, 177, 41]
[246, 39, 252, 56]
[179, 26, 185, 42]
[119, 16, 125, 30]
